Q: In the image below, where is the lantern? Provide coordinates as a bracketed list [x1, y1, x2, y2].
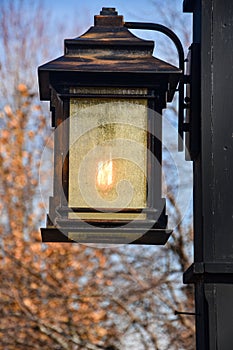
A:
[38, 8, 181, 244]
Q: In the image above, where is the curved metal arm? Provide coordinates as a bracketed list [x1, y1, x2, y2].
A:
[124, 21, 186, 151]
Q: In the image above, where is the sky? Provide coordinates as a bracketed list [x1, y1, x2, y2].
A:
[46, 0, 176, 24]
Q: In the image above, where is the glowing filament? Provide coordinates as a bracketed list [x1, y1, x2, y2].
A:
[97, 159, 113, 191]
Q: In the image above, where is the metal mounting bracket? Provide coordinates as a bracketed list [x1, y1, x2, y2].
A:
[124, 21, 187, 151]
[183, 262, 233, 284]
[124, 22, 201, 158]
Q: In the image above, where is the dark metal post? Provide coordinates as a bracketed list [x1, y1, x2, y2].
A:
[183, 0, 233, 349]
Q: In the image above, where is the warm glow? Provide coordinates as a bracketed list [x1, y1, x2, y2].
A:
[96, 159, 113, 191]
[69, 97, 148, 210]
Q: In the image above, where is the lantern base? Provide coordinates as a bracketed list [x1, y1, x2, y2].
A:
[40, 227, 172, 245]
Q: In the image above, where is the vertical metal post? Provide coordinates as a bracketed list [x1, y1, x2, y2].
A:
[183, 0, 233, 349]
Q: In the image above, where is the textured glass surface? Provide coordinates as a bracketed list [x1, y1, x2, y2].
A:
[68, 212, 146, 220]
[67, 231, 144, 244]
[68, 96, 148, 218]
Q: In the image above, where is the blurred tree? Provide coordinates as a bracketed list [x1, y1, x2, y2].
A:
[0, 1, 194, 349]
[0, 1, 119, 349]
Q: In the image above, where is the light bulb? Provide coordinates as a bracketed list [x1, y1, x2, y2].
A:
[96, 157, 113, 192]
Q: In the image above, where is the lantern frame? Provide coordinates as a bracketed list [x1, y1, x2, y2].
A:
[38, 8, 183, 245]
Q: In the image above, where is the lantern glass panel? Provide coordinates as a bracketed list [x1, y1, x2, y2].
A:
[68, 89, 148, 220]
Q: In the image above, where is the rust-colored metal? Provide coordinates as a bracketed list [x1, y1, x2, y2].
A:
[95, 7, 123, 26]
[38, 8, 181, 101]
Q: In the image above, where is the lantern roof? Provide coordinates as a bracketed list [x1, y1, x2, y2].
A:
[38, 8, 181, 100]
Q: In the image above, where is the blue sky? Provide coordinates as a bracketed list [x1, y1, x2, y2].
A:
[46, 0, 170, 24]
[46, 0, 190, 30]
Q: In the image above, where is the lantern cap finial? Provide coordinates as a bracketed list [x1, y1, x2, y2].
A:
[95, 7, 123, 27]
[100, 8, 118, 16]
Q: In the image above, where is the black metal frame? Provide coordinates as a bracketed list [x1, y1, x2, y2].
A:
[49, 87, 170, 244]
[42, 85, 172, 244]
